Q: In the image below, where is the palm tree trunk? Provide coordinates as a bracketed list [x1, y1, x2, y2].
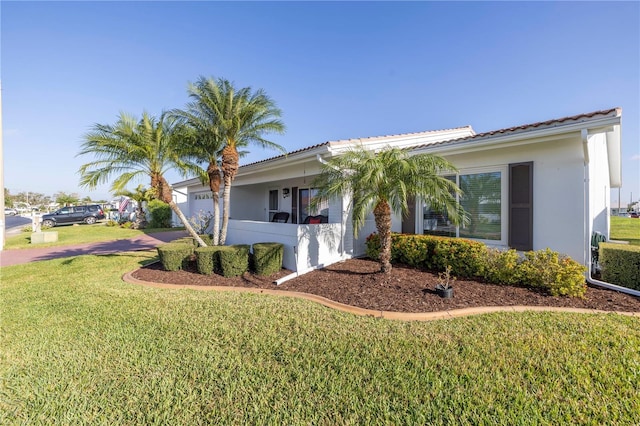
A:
[208, 163, 221, 245]
[374, 201, 392, 273]
[219, 174, 232, 245]
[157, 175, 207, 247]
[220, 145, 239, 246]
[168, 200, 207, 247]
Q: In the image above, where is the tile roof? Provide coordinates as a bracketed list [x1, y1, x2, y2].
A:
[241, 108, 620, 168]
[242, 126, 473, 168]
[409, 107, 621, 151]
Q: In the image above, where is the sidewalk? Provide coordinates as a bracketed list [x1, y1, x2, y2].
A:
[0, 230, 188, 267]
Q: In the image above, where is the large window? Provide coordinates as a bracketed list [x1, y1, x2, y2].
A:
[422, 171, 503, 242]
[459, 172, 501, 241]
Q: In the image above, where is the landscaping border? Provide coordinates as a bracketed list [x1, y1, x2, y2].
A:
[122, 269, 640, 321]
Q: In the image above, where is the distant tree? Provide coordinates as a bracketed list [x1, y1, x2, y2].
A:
[312, 146, 465, 273]
[54, 192, 80, 207]
[4, 188, 13, 207]
[77, 111, 206, 245]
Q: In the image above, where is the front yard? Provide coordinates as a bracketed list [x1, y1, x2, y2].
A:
[1, 251, 639, 424]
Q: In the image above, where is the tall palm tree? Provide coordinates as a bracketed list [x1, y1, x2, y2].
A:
[312, 146, 465, 273]
[77, 111, 207, 246]
[170, 83, 226, 245]
[185, 77, 286, 245]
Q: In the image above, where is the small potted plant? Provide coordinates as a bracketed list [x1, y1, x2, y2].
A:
[435, 265, 455, 298]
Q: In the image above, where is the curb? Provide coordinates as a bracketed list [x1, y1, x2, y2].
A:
[122, 270, 640, 322]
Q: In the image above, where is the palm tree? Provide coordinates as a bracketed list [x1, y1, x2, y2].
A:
[114, 184, 155, 229]
[77, 111, 207, 245]
[185, 77, 286, 245]
[170, 82, 226, 245]
[312, 146, 465, 273]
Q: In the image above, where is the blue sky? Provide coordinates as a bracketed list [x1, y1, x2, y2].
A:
[2, 1, 639, 206]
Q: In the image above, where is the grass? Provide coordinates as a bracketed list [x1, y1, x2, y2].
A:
[611, 216, 640, 246]
[1, 252, 639, 424]
[3, 223, 180, 250]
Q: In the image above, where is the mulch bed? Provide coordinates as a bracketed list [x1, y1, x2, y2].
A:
[131, 258, 640, 314]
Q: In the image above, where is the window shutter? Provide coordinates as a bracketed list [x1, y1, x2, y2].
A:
[509, 162, 533, 251]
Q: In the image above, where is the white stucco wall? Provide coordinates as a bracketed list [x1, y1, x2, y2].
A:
[428, 134, 587, 261]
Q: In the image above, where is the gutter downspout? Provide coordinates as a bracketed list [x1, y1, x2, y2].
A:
[582, 130, 640, 297]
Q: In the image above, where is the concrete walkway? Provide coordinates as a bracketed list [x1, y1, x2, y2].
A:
[0, 230, 188, 267]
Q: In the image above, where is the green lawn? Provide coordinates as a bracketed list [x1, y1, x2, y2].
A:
[611, 216, 640, 246]
[1, 252, 639, 424]
[3, 223, 179, 250]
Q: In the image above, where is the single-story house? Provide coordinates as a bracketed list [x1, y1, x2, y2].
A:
[172, 108, 622, 276]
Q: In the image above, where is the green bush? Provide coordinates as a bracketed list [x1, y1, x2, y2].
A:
[218, 245, 250, 278]
[483, 248, 522, 285]
[366, 233, 587, 297]
[157, 243, 194, 271]
[148, 199, 172, 229]
[253, 242, 284, 276]
[195, 246, 224, 275]
[366, 233, 487, 278]
[600, 243, 640, 290]
[518, 248, 587, 297]
[105, 219, 119, 227]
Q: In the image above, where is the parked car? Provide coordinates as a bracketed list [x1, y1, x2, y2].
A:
[41, 204, 106, 227]
[631, 212, 639, 219]
[4, 207, 18, 216]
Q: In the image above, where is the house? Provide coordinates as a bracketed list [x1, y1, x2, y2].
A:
[172, 108, 622, 276]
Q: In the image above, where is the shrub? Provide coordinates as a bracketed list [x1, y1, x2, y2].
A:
[105, 219, 119, 227]
[188, 210, 214, 235]
[518, 248, 587, 297]
[483, 248, 522, 285]
[119, 221, 133, 229]
[195, 246, 224, 275]
[366, 233, 486, 278]
[218, 245, 251, 278]
[157, 243, 194, 271]
[148, 199, 172, 229]
[600, 243, 640, 290]
[253, 242, 284, 276]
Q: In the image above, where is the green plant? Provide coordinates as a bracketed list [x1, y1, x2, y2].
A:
[252, 242, 284, 276]
[518, 248, 587, 297]
[105, 219, 119, 227]
[600, 242, 640, 290]
[483, 248, 522, 285]
[119, 221, 134, 229]
[147, 199, 172, 229]
[157, 243, 195, 271]
[218, 244, 250, 277]
[195, 246, 223, 275]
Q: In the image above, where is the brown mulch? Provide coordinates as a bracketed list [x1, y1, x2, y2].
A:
[130, 258, 640, 314]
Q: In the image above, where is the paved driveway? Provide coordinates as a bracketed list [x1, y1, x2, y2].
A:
[0, 230, 188, 267]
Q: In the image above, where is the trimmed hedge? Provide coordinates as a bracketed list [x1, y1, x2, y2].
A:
[157, 243, 194, 271]
[218, 244, 251, 278]
[367, 233, 487, 278]
[195, 246, 224, 275]
[600, 242, 640, 290]
[253, 242, 284, 276]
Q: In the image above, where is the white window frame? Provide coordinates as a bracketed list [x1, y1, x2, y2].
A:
[417, 165, 508, 246]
